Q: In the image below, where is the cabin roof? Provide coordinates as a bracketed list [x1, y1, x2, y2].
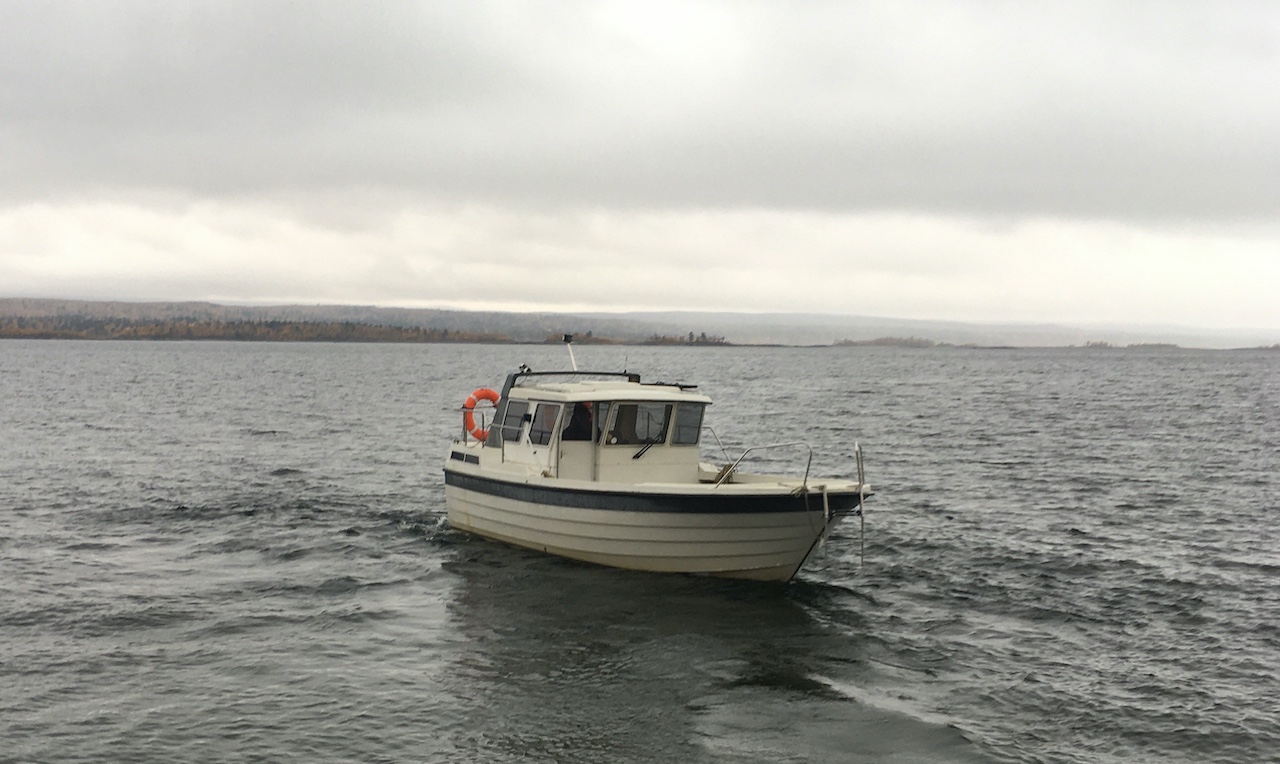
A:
[507, 379, 712, 404]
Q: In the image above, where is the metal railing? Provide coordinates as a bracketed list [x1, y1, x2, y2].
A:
[460, 408, 492, 443]
[712, 441, 814, 487]
[704, 425, 731, 463]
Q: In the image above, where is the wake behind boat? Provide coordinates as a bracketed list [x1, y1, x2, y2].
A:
[443, 349, 871, 581]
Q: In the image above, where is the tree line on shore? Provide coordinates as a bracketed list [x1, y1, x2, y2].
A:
[0, 316, 512, 343]
[644, 332, 729, 345]
[0, 316, 734, 345]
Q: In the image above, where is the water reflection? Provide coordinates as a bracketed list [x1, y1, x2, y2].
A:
[438, 539, 988, 764]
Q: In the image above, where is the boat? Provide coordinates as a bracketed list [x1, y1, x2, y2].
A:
[442, 346, 870, 582]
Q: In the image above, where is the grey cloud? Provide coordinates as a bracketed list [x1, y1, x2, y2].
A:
[3, 0, 1279, 220]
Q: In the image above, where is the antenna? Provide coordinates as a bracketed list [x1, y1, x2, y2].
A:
[563, 333, 578, 371]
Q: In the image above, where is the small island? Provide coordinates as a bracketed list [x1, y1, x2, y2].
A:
[833, 336, 943, 348]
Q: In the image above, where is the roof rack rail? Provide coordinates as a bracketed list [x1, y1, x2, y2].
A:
[501, 369, 642, 396]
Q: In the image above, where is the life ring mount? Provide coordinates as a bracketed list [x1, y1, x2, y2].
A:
[463, 388, 500, 442]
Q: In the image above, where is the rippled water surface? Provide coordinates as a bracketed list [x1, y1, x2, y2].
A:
[2, 340, 1277, 763]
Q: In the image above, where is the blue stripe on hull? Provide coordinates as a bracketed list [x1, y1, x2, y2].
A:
[443, 469, 863, 515]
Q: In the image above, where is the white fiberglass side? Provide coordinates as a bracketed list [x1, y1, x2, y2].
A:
[498, 400, 563, 473]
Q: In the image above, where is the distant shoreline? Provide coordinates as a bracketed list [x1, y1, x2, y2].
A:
[2, 298, 1277, 349]
[0, 316, 736, 347]
[4, 318, 1279, 351]
[0, 316, 507, 344]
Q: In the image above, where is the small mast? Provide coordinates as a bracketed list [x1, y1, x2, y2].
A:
[563, 333, 578, 371]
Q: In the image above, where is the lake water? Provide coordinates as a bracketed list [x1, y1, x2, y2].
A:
[2, 340, 1277, 763]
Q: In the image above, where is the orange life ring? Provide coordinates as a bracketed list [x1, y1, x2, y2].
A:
[463, 388, 500, 441]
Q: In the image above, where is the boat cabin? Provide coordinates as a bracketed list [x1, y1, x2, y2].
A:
[456, 371, 713, 484]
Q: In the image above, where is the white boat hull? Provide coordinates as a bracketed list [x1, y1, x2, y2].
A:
[444, 471, 861, 581]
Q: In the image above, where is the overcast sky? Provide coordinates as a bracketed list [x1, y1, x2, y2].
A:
[2, 0, 1278, 330]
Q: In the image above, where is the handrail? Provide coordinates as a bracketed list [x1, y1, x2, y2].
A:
[855, 441, 866, 568]
[704, 425, 732, 463]
[459, 408, 492, 443]
[508, 370, 641, 386]
[713, 441, 814, 488]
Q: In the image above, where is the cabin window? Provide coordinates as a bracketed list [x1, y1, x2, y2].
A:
[606, 402, 671, 446]
[561, 402, 594, 441]
[671, 403, 704, 445]
[498, 400, 530, 443]
[529, 403, 561, 446]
